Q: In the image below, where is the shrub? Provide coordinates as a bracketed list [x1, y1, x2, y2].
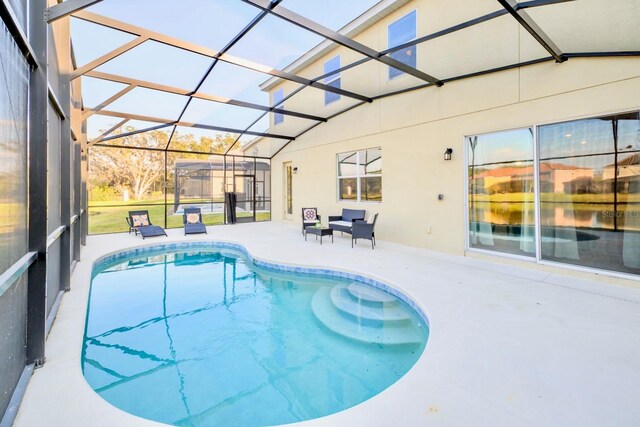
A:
[89, 185, 120, 202]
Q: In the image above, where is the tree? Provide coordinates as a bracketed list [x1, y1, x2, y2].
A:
[88, 126, 241, 202]
[89, 127, 167, 201]
[169, 130, 238, 153]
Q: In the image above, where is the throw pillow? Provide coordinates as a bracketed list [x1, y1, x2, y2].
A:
[132, 214, 149, 227]
[186, 213, 200, 224]
[302, 208, 317, 221]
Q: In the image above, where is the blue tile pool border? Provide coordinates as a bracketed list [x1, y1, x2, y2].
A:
[92, 241, 429, 325]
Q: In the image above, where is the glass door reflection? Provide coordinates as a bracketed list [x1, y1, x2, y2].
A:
[467, 128, 536, 257]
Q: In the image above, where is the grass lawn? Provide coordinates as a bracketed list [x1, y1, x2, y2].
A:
[471, 192, 640, 213]
[88, 200, 270, 234]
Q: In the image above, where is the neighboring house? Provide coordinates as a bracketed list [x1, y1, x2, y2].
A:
[539, 163, 596, 194]
[470, 163, 595, 194]
[603, 153, 640, 193]
[173, 158, 271, 212]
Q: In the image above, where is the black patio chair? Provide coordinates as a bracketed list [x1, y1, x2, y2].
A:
[126, 210, 167, 239]
[352, 213, 378, 249]
[183, 207, 207, 235]
[301, 207, 321, 235]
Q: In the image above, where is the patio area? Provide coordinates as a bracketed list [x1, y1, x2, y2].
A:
[14, 222, 640, 427]
[2, 0, 640, 425]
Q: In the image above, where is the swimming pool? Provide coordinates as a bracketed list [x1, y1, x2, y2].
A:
[83, 243, 429, 426]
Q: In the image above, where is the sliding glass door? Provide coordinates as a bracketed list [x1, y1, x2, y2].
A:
[466, 111, 640, 276]
[467, 128, 536, 257]
[538, 112, 640, 274]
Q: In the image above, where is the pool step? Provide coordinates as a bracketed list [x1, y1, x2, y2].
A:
[330, 286, 411, 324]
[346, 283, 397, 306]
[312, 287, 422, 346]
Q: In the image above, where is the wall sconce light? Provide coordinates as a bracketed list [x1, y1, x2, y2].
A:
[444, 148, 453, 161]
[292, 167, 298, 174]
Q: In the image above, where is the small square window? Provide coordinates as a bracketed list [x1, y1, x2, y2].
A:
[337, 148, 382, 202]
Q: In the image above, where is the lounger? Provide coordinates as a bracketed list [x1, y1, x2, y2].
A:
[183, 208, 207, 235]
[126, 210, 167, 239]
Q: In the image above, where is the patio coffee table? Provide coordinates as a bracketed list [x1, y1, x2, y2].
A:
[305, 226, 333, 245]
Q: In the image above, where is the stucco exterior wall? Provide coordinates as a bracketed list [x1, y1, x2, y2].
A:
[265, 0, 640, 260]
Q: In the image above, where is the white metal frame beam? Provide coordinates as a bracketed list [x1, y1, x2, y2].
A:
[87, 118, 128, 146]
[70, 36, 148, 80]
[81, 84, 136, 120]
[242, 0, 443, 86]
[88, 109, 294, 140]
[45, 0, 103, 23]
[71, 10, 373, 102]
[84, 70, 327, 122]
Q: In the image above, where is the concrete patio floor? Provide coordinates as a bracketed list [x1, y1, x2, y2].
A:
[14, 222, 640, 427]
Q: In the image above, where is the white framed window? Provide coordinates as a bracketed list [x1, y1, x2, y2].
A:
[388, 10, 417, 80]
[273, 88, 284, 125]
[324, 55, 341, 105]
[337, 148, 382, 202]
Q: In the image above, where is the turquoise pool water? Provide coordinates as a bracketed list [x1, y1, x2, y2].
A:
[83, 244, 428, 426]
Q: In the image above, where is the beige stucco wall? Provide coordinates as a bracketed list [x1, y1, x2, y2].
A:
[262, 0, 640, 264]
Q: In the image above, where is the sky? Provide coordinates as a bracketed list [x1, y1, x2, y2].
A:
[471, 118, 640, 173]
[72, 0, 379, 140]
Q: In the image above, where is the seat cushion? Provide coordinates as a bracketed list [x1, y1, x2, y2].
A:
[185, 223, 206, 234]
[328, 220, 352, 228]
[138, 225, 166, 237]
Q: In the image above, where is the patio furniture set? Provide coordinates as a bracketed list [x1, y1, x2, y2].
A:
[126, 208, 207, 239]
[124, 207, 376, 248]
[302, 208, 378, 249]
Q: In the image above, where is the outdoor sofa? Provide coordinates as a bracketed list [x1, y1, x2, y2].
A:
[328, 209, 366, 234]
